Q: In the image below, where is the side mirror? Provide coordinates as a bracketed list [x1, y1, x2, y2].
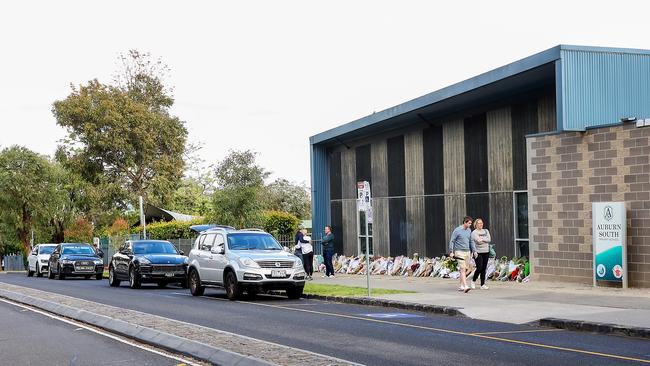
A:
[179, 250, 184, 256]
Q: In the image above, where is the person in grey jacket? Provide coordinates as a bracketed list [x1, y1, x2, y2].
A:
[448, 216, 476, 293]
[470, 218, 491, 290]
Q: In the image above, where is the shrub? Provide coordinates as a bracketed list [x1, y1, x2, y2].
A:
[64, 218, 93, 243]
[108, 217, 130, 236]
[262, 211, 300, 237]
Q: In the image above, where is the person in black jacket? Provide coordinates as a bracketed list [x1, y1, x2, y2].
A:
[321, 225, 335, 278]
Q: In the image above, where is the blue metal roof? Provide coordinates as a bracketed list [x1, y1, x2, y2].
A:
[310, 44, 650, 144]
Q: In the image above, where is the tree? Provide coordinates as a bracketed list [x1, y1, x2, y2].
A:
[64, 218, 93, 243]
[210, 150, 269, 228]
[52, 50, 188, 208]
[263, 179, 311, 219]
[0, 146, 56, 251]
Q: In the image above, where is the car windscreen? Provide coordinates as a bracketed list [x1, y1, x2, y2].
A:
[39, 246, 55, 255]
[133, 241, 178, 255]
[227, 233, 282, 251]
[62, 245, 95, 255]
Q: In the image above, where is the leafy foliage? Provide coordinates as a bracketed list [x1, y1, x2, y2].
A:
[263, 179, 311, 219]
[64, 218, 93, 243]
[52, 50, 188, 208]
[262, 211, 300, 236]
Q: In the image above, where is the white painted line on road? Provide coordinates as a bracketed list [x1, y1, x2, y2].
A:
[472, 329, 563, 335]
[0, 298, 203, 366]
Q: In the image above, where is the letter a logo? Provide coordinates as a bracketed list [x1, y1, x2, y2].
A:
[604, 206, 613, 221]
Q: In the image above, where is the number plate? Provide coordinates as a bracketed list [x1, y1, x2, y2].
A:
[271, 270, 286, 278]
[165, 272, 174, 277]
[78, 266, 93, 271]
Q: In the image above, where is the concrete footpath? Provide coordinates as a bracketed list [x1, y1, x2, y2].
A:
[313, 274, 650, 336]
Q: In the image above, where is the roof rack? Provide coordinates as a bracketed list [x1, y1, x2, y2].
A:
[238, 228, 265, 232]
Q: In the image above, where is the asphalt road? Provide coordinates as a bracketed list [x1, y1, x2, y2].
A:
[0, 296, 191, 366]
[2, 273, 649, 366]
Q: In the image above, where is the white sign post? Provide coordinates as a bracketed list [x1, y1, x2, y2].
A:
[357, 181, 372, 297]
[592, 202, 627, 289]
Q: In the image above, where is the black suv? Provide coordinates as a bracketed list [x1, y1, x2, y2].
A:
[48, 243, 104, 280]
[109, 240, 189, 289]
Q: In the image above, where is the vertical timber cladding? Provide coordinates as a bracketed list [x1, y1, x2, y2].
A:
[328, 151, 343, 254]
[464, 114, 490, 234]
[405, 130, 426, 256]
[487, 108, 515, 258]
[537, 94, 557, 133]
[341, 148, 357, 255]
[443, 119, 467, 240]
[423, 126, 446, 256]
[371, 141, 390, 256]
[387, 135, 407, 257]
[512, 100, 539, 190]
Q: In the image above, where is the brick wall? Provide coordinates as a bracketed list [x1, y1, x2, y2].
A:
[527, 122, 650, 288]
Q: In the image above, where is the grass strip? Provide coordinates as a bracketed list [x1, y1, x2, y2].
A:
[303, 283, 415, 297]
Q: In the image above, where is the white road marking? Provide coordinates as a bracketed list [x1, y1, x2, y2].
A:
[0, 298, 202, 366]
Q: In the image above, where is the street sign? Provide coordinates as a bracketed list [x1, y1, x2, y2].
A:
[592, 202, 627, 288]
[357, 181, 371, 212]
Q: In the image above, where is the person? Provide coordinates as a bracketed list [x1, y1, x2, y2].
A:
[93, 242, 104, 258]
[448, 216, 476, 293]
[297, 229, 314, 280]
[321, 225, 335, 278]
[294, 228, 305, 263]
[470, 218, 491, 290]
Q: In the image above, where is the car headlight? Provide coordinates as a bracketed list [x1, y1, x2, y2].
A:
[238, 257, 260, 268]
[61, 259, 73, 265]
[294, 258, 303, 268]
[94, 259, 103, 265]
[183, 257, 190, 265]
[138, 258, 151, 265]
[40, 259, 48, 263]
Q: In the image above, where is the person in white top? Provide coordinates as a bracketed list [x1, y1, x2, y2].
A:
[470, 218, 492, 290]
[295, 229, 314, 280]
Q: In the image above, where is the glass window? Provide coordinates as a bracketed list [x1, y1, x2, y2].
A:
[226, 233, 282, 250]
[200, 234, 216, 251]
[215, 234, 225, 247]
[515, 192, 529, 239]
[39, 246, 55, 255]
[62, 245, 95, 255]
[133, 241, 178, 255]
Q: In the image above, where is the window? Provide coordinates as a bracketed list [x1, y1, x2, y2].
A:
[513, 191, 529, 257]
[358, 210, 373, 255]
[201, 234, 216, 251]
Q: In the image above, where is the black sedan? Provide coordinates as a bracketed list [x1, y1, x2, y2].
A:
[109, 240, 189, 289]
[48, 243, 104, 280]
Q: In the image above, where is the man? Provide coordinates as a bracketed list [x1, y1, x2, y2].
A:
[93, 243, 104, 258]
[449, 216, 476, 293]
[321, 225, 335, 278]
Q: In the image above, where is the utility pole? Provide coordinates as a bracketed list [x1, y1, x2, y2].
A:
[139, 196, 146, 239]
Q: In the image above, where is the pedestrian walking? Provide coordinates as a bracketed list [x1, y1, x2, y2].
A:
[297, 229, 314, 280]
[321, 225, 335, 278]
[470, 218, 491, 290]
[448, 216, 476, 293]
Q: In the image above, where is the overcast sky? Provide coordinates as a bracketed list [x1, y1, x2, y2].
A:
[1, 0, 649, 185]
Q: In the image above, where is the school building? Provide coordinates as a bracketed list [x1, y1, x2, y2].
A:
[310, 45, 650, 287]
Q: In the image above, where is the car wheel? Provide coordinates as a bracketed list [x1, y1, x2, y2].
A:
[108, 266, 121, 287]
[129, 266, 141, 289]
[36, 264, 43, 278]
[48, 266, 55, 279]
[95, 273, 103, 280]
[189, 269, 204, 296]
[286, 286, 304, 300]
[225, 271, 242, 301]
[57, 265, 65, 280]
[157, 282, 167, 289]
[27, 265, 34, 277]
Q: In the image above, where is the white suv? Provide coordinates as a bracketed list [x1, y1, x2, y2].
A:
[27, 244, 57, 277]
[187, 228, 306, 300]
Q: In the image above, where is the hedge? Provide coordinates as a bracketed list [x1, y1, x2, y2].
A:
[262, 210, 300, 237]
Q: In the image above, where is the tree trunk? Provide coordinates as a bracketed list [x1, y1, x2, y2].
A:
[19, 205, 32, 252]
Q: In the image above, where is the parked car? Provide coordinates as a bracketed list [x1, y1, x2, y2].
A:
[187, 228, 306, 300]
[27, 244, 57, 277]
[48, 243, 104, 280]
[108, 240, 189, 289]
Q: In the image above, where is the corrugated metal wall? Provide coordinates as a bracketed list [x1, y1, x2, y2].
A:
[310, 145, 329, 241]
[561, 49, 650, 131]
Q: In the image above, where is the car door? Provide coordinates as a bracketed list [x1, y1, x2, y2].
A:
[28, 246, 38, 271]
[116, 243, 132, 278]
[212, 234, 228, 284]
[49, 245, 61, 273]
[197, 233, 217, 282]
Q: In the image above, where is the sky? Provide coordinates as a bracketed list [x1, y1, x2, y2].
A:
[1, 0, 649, 185]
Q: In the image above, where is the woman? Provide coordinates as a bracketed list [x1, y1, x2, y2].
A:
[471, 218, 491, 290]
[298, 229, 314, 280]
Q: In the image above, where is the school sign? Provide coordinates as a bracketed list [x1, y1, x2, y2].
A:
[592, 202, 627, 288]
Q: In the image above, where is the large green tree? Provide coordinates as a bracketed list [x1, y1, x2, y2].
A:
[210, 150, 269, 228]
[52, 50, 188, 209]
[262, 179, 311, 219]
[0, 146, 60, 250]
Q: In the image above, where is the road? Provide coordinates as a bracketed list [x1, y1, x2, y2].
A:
[1, 273, 649, 366]
[0, 295, 198, 366]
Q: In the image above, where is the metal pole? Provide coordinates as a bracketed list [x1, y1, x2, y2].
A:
[366, 235, 370, 297]
[139, 196, 146, 239]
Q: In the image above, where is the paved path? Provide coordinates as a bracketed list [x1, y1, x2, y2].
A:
[0, 298, 188, 366]
[313, 274, 650, 327]
[1, 273, 649, 366]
